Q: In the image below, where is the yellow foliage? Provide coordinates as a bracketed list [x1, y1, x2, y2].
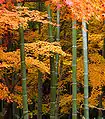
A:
[0, 47, 50, 73]
[89, 88, 101, 107]
[0, 83, 13, 102]
[26, 57, 50, 73]
[0, 49, 20, 69]
[25, 41, 69, 57]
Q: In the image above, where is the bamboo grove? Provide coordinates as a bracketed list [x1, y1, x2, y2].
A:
[0, 0, 105, 119]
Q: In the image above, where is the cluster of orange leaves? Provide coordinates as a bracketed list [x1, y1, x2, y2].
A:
[0, 4, 56, 34]
[0, 82, 23, 106]
[25, 41, 68, 57]
[0, 83, 12, 102]
[47, 0, 105, 21]
[0, 41, 68, 72]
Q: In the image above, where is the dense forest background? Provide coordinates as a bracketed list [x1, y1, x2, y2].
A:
[0, 0, 105, 119]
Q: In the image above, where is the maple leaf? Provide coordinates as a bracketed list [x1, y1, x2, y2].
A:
[0, 0, 5, 4]
[64, 0, 73, 6]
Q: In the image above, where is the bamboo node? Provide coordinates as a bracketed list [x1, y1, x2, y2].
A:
[72, 99, 77, 101]
[51, 102, 56, 104]
[72, 64, 76, 66]
[47, 16, 52, 19]
[23, 110, 28, 114]
[23, 94, 27, 97]
[56, 38, 60, 41]
[84, 85, 88, 87]
[84, 96, 88, 99]
[22, 78, 26, 81]
[72, 45, 77, 48]
[84, 73, 88, 75]
[72, 83, 77, 85]
[72, 113, 77, 115]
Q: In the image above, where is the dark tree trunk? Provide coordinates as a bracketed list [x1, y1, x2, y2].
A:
[4, 103, 12, 119]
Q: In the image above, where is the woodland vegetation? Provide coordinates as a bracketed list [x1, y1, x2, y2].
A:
[0, 0, 105, 119]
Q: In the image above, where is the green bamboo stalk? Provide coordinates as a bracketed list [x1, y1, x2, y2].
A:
[37, 2, 42, 119]
[72, 20, 77, 119]
[19, 24, 29, 119]
[47, 4, 54, 42]
[50, 55, 56, 119]
[56, 8, 60, 42]
[47, 4, 56, 119]
[12, 72, 15, 119]
[98, 94, 102, 119]
[55, 6, 60, 119]
[38, 0, 41, 34]
[82, 19, 89, 119]
[37, 69, 42, 119]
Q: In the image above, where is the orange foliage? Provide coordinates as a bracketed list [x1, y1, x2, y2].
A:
[25, 41, 68, 57]
[0, 41, 68, 74]
[0, 7, 49, 30]
[47, 0, 105, 21]
[0, 83, 13, 102]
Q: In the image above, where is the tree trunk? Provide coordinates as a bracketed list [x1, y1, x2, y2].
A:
[82, 19, 89, 119]
[37, 2, 43, 119]
[4, 103, 12, 119]
[98, 94, 102, 119]
[47, 4, 56, 119]
[19, 24, 29, 119]
[72, 20, 77, 119]
[55, 6, 60, 119]
[37, 69, 42, 119]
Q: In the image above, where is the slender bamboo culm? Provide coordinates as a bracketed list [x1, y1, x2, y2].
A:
[47, 4, 56, 119]
[47, 4, 54, 43]
[37, 1, 42, 119]
[19, 24, 29, 119]
[72, 20, 77, 119]
[37, 69, 42, 119]
[55, 5, 60, 119]
[82, 19, 89, 119]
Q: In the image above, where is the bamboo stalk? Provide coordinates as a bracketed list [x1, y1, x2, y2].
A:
[37, 1, 43, 119]
[56, 8, 60, 42]
[50, 55, 56, 119]
[82, 19, 89, 119]
[72, 20, 77, 119]
[19, 24, 29, 119]
[98, 94, 102, 119]
[37, 69, 42, 119]
[47, 4, 54, 42]
[55, 6, 60, 119]
[47, 4, 56, 119]
[12, 70, 15, 119]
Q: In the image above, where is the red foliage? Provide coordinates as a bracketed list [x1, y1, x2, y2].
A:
[0, 0, 5, 4]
